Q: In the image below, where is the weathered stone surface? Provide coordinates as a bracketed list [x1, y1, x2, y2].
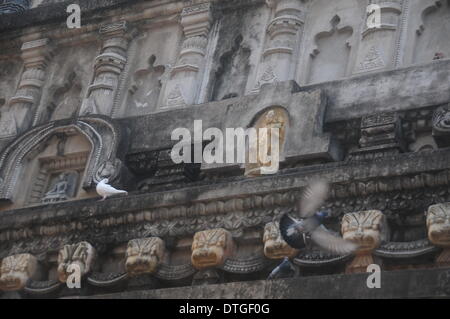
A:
[1, 0, 450, 299]
[66, 268, 450, 299]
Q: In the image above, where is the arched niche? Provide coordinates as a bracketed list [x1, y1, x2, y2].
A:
[412, 0, 450, 64]
[0, 116, 124, 207]
[244, 107, 289, 177]
[307, 15, 354, 84]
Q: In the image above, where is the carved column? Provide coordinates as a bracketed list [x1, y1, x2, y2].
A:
[7, 38, 52, 136]
[354, 0, 404, 74]
[252, 0, 305, 92]
[81, 21, 132, 116]
[163, 2, 212, 107]
[342, 210, 386, 274]
[427, 203, 450, 268]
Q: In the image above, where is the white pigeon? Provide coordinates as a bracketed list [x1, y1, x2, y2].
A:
[96, 179, 128, 201]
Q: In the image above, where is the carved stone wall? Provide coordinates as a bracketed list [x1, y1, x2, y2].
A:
[1, 0, 450, 299]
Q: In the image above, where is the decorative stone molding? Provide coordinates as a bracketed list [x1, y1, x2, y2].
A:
[4, 38, 52, 138]
[263, 221, 298, 259]
[350, 112, 405, 160]
[342, 210, 386, 274]
[0, 253, 38, 291]
[163, 1, 212, 107]
[80, 21, 134, 116]
[374, 239, 439, 259]
[125, 237, 165, 276]
[191, 228, 235, 270]
[57, 242, 96, 283]
[427, 203, 450, 267]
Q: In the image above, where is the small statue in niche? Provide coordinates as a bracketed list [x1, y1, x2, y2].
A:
[42, 171, 78, 203]
[245, 109, 287, 177]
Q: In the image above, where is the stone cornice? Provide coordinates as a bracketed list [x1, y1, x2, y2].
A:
[1, 148, 450, 235]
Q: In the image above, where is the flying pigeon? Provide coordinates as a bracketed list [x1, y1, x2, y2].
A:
[96, 179, 128, 201]
[267, 257, 297, 280]
[279, 180, 358, 255]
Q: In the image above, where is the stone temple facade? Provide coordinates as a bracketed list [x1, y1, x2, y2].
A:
[0, 0, 450, 299]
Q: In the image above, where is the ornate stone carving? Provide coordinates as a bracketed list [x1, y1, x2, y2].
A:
[0, 117, 123, 202]
[95, 159, 122, 184]
[81, 21, 133, 116]
[163, 2, 212, 107]
[263, 222, 298, 259]
[427, 203, 450, 267]
[355, 1, 403, 72]
[432, 105, 450, 147]
[0, 254, 37, 291]
[57, 242, 96, 283]
[245, 108, 288, 177]
[5, 38, 52, 137]
[41, 171, 78, 204]
[342, 210, 386, 273]
[350, 111, 405, 160]
[253, 0, 304, 92]
[191, 228, 235, 270]
[358, 46, 386, 71]
[125, 237, 165, 276]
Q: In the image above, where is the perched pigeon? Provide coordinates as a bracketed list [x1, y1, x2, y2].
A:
[267, 257, 297, 280]
[279, 180, 358, 255]
[96, 179, 128, 201]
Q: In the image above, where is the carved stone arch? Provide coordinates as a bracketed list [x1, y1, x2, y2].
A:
[416, 1, 445, 35]
[307, 15, 354, 84]
[0, 116, 124, 203]
[413, 0, 450, 63]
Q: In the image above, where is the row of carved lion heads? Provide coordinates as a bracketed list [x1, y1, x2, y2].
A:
[1, 203, 449, 291]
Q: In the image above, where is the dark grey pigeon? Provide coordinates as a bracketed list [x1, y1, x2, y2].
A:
[279, 180, 358, 255]
[267, 257, 297, 280]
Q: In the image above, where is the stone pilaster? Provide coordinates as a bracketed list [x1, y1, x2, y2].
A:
[7, 38, 52, 136]
[163, 2, 212, 107]
[253, 0, 305, 92]
[354, 0, 404, 74]
[81, 21, 132, 116]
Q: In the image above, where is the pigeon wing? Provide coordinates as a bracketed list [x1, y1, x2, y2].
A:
[298, 180, 329, 218]
[310, 226, 358, 255]
[279, 214, 306, 250]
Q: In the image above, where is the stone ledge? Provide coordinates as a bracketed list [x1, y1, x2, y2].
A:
[64, 267, 450, 299]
